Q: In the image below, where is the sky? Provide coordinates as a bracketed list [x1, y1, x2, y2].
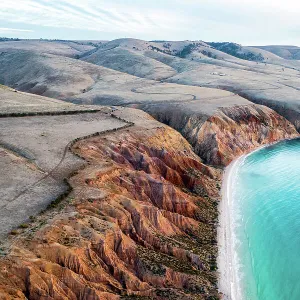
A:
[1, 0, 300, 45]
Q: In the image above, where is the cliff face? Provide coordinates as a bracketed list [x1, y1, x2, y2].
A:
[154, 104, 298, 166]
[0, 110, 222, 299]
[196, 105, 298, 165]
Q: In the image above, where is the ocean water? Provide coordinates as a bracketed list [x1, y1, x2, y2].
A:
[231, 138, 300, 300]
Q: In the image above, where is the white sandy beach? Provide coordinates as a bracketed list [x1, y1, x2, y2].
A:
[218, 155, 245, 300]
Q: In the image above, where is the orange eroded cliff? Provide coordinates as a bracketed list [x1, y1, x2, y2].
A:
[0, 105, 297, 299]
[0, 109, 221, 299]
[194, 105, 298, 165]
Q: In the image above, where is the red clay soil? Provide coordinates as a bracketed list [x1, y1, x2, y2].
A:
[0, 114, 221, 300]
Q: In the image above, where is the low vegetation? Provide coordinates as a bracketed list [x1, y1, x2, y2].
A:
[0, 37, 20, 42]
[208, 42, 264, 61]
[177, 43, 196, 58]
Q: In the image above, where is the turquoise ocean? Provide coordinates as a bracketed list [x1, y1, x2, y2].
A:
[231, 138, 300, 300]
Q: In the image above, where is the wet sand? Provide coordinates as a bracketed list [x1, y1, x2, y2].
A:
[218, 155, 245, 300]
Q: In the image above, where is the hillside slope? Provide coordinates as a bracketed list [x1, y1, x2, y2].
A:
[0, 40, 96, 58]
[255, 45, 300, 60]
[83, 46, 176, 80]
[0, 86, 127, 238]
[2, 44, 300, 152]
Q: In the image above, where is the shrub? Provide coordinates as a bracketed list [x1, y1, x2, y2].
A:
[18, 223, 29, 229]
[208, 42, 264, 61]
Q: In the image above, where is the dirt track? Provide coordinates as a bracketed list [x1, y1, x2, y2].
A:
[0, 90, 128, 238]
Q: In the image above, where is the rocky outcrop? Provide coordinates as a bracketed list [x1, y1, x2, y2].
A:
[0, 109, 221, 299]
[153, 104, 298, 166]
[195, 105, 298, 165]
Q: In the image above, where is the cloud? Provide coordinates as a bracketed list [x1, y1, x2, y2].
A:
[0, 0, 180, 34]
[0, 0, 299, 44]
[0, 27, 34, 32]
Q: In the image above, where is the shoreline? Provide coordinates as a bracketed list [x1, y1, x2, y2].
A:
[216, 137, 300, 300]
[217, 154, 245, 300]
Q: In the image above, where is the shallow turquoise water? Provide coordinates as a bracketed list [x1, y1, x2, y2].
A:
[232, 138, 300, 300]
